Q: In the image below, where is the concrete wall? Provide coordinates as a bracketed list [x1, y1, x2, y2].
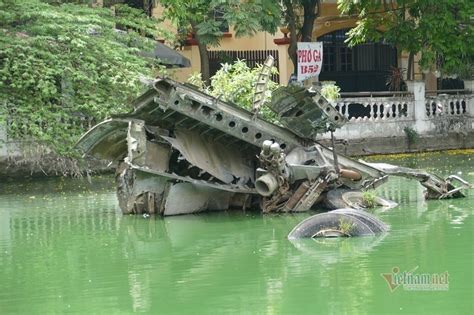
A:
[0, 123, 21, 159]
[317, 81, 473, 155]
[319, 133, 474, 156]
[319, 82, 473, 139]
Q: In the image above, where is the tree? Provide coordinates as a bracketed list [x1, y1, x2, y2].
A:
[282, 0, 320, 74]
[188, 60, 279, 121]
[337, 0, 473, 79]
[0, 0, 168, 172]
[159, 0, 281, 84]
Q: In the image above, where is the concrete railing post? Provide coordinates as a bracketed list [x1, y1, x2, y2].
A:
[463, 80, 474, 117]
[407, 80, 429, 134]
[469, 97, 474, 131]
[463, 79, 473, 93]
[465, 85, 474, 130]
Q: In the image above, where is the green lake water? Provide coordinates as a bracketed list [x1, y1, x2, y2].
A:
[0, 152, 473, 314]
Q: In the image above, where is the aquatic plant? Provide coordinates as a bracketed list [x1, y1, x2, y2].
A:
[362, 190, 377, 208]
[338, 218, 354, 235]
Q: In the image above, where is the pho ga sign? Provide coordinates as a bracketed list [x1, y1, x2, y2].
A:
[297, 42, 323, 81]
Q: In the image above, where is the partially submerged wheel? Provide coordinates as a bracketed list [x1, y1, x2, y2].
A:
[323, 189, 397, 210]
[287, 208, 389, 239]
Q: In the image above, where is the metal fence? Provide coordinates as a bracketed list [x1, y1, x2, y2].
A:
[208, 50, 280, 83]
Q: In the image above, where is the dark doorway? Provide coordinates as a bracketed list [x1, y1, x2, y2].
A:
[318, 29, 397, 92]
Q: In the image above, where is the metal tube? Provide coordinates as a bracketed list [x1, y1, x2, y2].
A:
[255, 173, 279, 196]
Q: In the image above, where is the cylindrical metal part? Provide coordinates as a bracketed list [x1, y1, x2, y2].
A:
[339, 168, 362, 181]
[255, 173, 279, 196]
[262, 140, 273, 154]
[270, 142, 281, 155]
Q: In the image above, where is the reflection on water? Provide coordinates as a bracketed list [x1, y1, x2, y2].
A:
[289, 234, 387, 266]
[0, 153, 473, 314]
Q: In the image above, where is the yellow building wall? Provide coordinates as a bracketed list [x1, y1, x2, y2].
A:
[168, 46, 198, 82]
[171, 27, 294, 85]
[166, 2, 437, 90]
[171, 2, 356, 85]
[312, 3, 357, 38]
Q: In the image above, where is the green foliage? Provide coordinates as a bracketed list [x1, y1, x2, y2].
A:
[403, 126, 419, 144]
[338, 0, 474, 77]
[338, 218, 354, 235]
[160, 0, 281, 46]
[362, 190, 377, 208]
[188, 60, 279, 120]
[320, 82, 341, 102]
[281, 0, 320, 72]
[386, 66, 407, 91]
[0, 0, 168, 160]
[160, 0, 281, 83]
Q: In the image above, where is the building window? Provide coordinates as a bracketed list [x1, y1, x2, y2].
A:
[320, 29, 353, 72]
[318, 28, 397, 92]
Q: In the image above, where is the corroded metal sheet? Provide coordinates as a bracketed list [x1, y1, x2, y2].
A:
[75, 77, 470, 217]
[127, 162, 256, 194]
[76, 119, 129, 161]
[162, 129, 254, 185]
[116, 164, 168, 214]
[163, 183, 233, 216]
[269, 85, 346, 139]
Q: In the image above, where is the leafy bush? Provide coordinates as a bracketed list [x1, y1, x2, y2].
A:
[188, 60, 279, 121]
[320, 82, 341, 102]
[0, 0, 168, 161]
[403, 126, 419, 144]
[386, 66, 407, 91]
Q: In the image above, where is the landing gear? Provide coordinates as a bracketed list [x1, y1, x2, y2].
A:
[323, 188, 397, 210]
[288, 208, 388, 239]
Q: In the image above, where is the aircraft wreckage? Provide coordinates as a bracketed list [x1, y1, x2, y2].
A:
[77, 60, 471, 238]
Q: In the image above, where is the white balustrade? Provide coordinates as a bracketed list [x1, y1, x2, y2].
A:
[334, 97, 413, 122]
[322, 88, 473, 140]
[425, 95, 470, 118]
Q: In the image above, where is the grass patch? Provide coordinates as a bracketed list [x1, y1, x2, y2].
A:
[338, 218, 354, 235]
[362, 190, 377, 208]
